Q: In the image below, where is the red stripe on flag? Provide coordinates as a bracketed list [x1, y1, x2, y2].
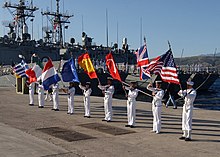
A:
[42, 59, 53, 72]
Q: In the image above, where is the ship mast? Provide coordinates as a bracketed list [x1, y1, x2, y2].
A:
[41, 0, 73, 47]
[3, 0, 38, 40]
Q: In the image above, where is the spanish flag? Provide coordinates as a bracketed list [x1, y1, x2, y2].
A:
[78, 53, 98, 79]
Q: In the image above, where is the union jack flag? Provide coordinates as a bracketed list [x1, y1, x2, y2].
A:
[143, 49, 180, 84]
[135, 44, 150, 80]
[135, 44, 149, 67]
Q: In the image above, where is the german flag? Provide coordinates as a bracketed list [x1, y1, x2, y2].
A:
[78, 53, 97, 79]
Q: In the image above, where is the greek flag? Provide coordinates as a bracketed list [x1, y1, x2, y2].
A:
[14, 60, 29, 77]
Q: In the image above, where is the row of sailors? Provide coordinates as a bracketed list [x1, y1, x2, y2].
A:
[28, 78, 196, 142]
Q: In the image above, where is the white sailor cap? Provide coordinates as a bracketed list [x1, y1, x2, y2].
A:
[187, 81, 194, 86]
[86, 82, 91, 85]
[107, 77, 113, 80]
[155, 81, 162, 84]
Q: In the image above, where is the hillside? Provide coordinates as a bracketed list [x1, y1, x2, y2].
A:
[174, 56, 220, 72]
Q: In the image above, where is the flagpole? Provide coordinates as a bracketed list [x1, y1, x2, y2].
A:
[121, 82, 128, 97]
[168, 40, 171, 50]
[122, 81, 152, 97]
[168, 41, 183, 91]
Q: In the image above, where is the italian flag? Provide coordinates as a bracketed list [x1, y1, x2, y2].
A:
[26, 64, 43, 83]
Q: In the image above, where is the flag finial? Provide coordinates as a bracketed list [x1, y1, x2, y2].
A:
[144, 36, 146, 45]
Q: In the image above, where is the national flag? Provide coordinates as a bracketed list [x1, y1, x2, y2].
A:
[140, 67, 151, 80]
[160, 49, 180, 84]
[140, 56, 162, 80]
[78, 53, 97, 79]
[25, 64, 42, 83]
[61, 58, 79, 83]
[14, 60, 29, 77]
[41, 59, 61, 90]
[106, 52, 121, 81]
[143, 49, 180, 84]
[135, 44, 149, 67]
[135, 44, 150, 80]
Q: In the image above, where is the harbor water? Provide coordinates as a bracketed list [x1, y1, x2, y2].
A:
[194, 77, 220, 110]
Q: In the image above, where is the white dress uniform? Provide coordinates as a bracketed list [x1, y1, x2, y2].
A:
[125, 86, 139, 126]
[178, 88, 196, 139]
[52, 83, 59, 110]
[79, 85, 92, 117]
[67, 87, 75, 114]
[29, 83, 35, 105]
[147, 85, 164, 133]
[38, 84, 45, 107]
[45, 88, 52, 101]
[98, 84, 114, 121]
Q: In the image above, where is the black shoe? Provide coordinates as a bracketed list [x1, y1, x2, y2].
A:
[54, 109, 59, 111]
[185, 138, 192, 141]
[179, 136, 185, 140]
[173, 107, 177, 109]
[69, 113, 74, 115]
[87, 116, 91, 118]
[29, 104, 34, 106]
[38, 106, 44, 108]
[51, 108, 55, 110]
[67, 112, 70, 114]
[107, 120, 112, 122]
[130, 125, 135, 128]
[125, 125, 130, 127]
[102, 119, 107, 121]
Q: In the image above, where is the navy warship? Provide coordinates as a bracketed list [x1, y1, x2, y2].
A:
[0, 0, 135, 95]
[0, 0, 218, 94]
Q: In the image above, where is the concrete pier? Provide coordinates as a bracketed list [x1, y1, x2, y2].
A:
[0, 87, 219, 157]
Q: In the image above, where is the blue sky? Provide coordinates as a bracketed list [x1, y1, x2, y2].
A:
[0, 0, 220, 58]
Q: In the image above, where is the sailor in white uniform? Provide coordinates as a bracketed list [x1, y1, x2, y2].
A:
[29, 82, 35, 106]
[124, 81, 139, 128]
[178, 81, 196, 141]
[38, 81, 45, 108]
[79, 82, 92, 118]
[147, 81, 164, 134]
[52, 83, 59, 111]
[45, 88, 52, 101]
[98, 77, 114, 122]
[63, 82, 75, 115]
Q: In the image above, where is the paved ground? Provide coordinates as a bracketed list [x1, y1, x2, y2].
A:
[0, 87, 220, 157]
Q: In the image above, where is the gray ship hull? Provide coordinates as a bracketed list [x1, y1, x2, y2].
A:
[0, 42, 60, 65]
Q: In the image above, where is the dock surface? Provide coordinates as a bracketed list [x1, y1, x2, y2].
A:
[0, 87, 219, 157]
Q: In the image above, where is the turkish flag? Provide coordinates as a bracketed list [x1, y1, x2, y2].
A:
[106, 52, 122, 82]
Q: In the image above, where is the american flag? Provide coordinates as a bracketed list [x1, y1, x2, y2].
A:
[143, 49, 180, 84]
[135, 44, 149, 67]
[14, 60, 29, 77]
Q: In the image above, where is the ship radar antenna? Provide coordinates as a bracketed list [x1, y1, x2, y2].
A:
[41, 0, 73, 47]
[3, 0, 39, 41]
